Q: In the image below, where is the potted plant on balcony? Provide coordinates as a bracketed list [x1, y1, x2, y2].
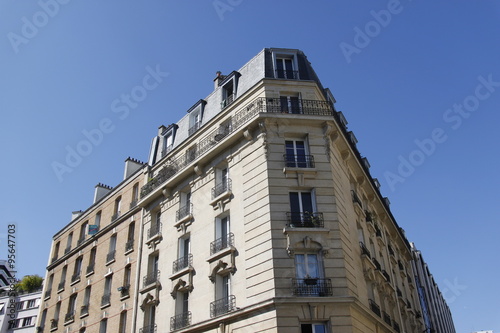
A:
[303, 211, 321, 227]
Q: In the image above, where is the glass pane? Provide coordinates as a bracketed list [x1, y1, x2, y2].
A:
[280, 96, 289, 113]
[301, 324, 313, 333]
[313, 324, 326, 333]
[307, 254, 319, 277]
[289, 192, 300, 213]
[301, 192, 313, 213]
[295, 254, 306, 278]
[290, 96, 301, 114]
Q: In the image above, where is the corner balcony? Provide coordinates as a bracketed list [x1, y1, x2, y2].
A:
[170, 312, 192, 331]
[291, 278, 333, 297]
[210, 295, 236, 318]
[284, 154, 315, 168]
[139, 97, 334, 201]
[286, 212, 324, 228]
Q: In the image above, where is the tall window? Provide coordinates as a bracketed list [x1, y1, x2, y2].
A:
[99, 319, 107, 333]
[67, 293, 77, 318]
[280, 95, 301, 114]
[113, 197, 122, 219]
[295, 254, 321, 279]
[87, 247, 96, 274]
[145, 253, 159, 286]
[122, 265, 131, 294]
[40, 309, 47, 329]
[285, 139, 309, 167]
[275, 57, 296, 79]
[126, 222, 135, 252]
[149, 211, 162, 238]
[102, 275, 112, 307]
[53, 301, 61, 322]
[52, 242, 60, 261]
[95, 211, 101, 228]
[144, 305, 156, 331]
[132, 183, 139, 205]
[289, 191, 317, 226]
[58, 266, 67, 290]
[72, 256, 83, 281]
[175, 235, 191, 272]
[79, 221, 88, 244]
[107, 234, 117, 263]
[65, 232, 73, 254]
[118, 311, 127, 333]
[162, 132, 174, 156]
[221, 81, 234, 108]
[212, 215, 231, 254]
[83, 286, 91, 307]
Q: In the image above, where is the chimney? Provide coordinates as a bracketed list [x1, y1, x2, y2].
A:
[71, 210, 82, 220]
[94, 183, 113, 203]
[123, 157, 144, 179]
[214, 71, 225, 89]
[158, 125, 166, 136]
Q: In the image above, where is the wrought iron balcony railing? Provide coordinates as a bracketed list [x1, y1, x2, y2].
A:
[283, 154, 315, 168]
[210, 295, 236, 318]
[86, 264, 94, 275]
[64, 311, 75, 323]
[369, 299, 381, 317]
[80, 304, 89, 316]
[286, 212, 324, 228]
[139, 324, 157, 333]
[143, 270, 160, 288]
[176, 203, 193, 221]
[221, 94, 235, 109]
[188, 121, 202, 136]
[172, 254, 193, 274]
[275, 69, 299, 80]
[119, 284, 130, 298]
[147, 222, 162, 239]
[170, 312, 192, 331]
[359, 241, 371, 258]
[101, 293, 111, 306]
[372, 258, 381, 271]
[161, 144, 174, 158]
[351, 190, 362, 207]
[382, 270, 391, 283]
[211, 179, 232, 199]
[210, 233, 234, 255]
[140, 97, 334, 199]
[291, 278, 333, 297]
[106, 250, 116, 263]
[125, 239, 134, 252]
[383, 311, 392, 326]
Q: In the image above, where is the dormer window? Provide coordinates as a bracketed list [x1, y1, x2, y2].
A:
[273, 52, 299, 79]
[219, 72, 240, 109]
[160, 124, 178, 158]
[187, 100, 206, 136]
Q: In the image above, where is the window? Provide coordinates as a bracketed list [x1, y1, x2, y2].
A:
[54, 301, 61, 321]
[16, 301, 24, 310]
[295, 254, 320, 279]
[95, 211, 101, 228]
[212, 215, 231, 254]
[221, 81, 234, 108]
[301, 323, 327, 333]
[162, 131, 174, 156]
[211, 274, 235, 317]
[126, 222, 135, 252]
[174, 235, 191, 272]
[52, 242, 60, 261]
[66, 294, 77, 321]
[275, 57, 298, 79]
[65, 232, 73, 254]
[82, 286, 91, 316]
[8, 319, 19, 329]
[285, 139, 310, 167]
[99, 318, 107, 333]
[280, 95, 301, 114]
[177, 191, 192, 221]
[58, 266, 67, 291]
[293, 253, 331, 296]
[185, 145, 197, 163]
[118, 311, 127, 333]
[144, 305, 156, 331]
[289, 191, 319, 227]
[73, 256, 83, 281]
[102, 275, 112, 306]
[107, 234, 117, 263]
[122, 265, 131, 297]
[87, 247, 96, 274]
[188, 101, 204, 136]
[40, 309, 47, 329]
[79, 221, 88, 244]
[212, 166, 231, 199]
[113, 197, 122, 220]
[23, 316, 32, 326]
[131, 183, 139, 206]
[145, 253, 159, 287]
[149, 211, 162, 239]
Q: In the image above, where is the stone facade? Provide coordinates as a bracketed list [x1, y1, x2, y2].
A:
[37, 48, 455, 333]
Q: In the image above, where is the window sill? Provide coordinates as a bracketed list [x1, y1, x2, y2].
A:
[105, 259, 115, 266]
[100, 303, 111, 310]
[206, 246, 236, 263]
[70, 278, 80, 287]
[170, 266, 194, 280]
[209, 190, 232, 209]
[124, 248, 134, 255]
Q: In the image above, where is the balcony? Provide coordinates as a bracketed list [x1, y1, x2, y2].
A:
[101, 293, 111, 307]
[284, 154, 315, 168]
[286, 212, 324, 228]
[125, 239, 134, 252]
[372, 258, 381, 271]
[170, 312, 192, 331]
[351, 190, 362, 207]
[211, 179, 232, 200]
[80, 304, 89, 317]
[188, 121, 202, 136]
[275, 69, 299, 79]
[64, 311, 75, 323]
[382, 270, 391, 283]
[291, 278, 333, 297]
[143, 270, 160, 288]
[383, 311, 392, 326]
[210, 295, 236, 318]
[359, 242, 371, 258]
[139, 97, 334, 199]
[393, 320, 401, 333]
[111, 211, 121, 221]
[176, 203, 193, 222]
[172, 254, 193, 274]
[106, 250, 116, 263]
[147, 222, 162, 240]
[369, 299, 381, 317]
[119, 284, 130, 298]
[139, 324, 157, 333]
[70, 273, 80, 284]
[86, 264, 95, 275]
[210, 233, 234, 255]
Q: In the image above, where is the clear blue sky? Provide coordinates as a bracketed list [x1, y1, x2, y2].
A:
[1, 1, 499, 331]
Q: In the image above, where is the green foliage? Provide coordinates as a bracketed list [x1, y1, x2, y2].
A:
[15, 275, 43, 292]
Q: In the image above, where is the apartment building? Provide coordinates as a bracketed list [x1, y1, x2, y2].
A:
[36, 158, 145, 333]
[0, 289, 41, 332]
[38, 48, 455, 333]
[411, 243, 456, 333]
